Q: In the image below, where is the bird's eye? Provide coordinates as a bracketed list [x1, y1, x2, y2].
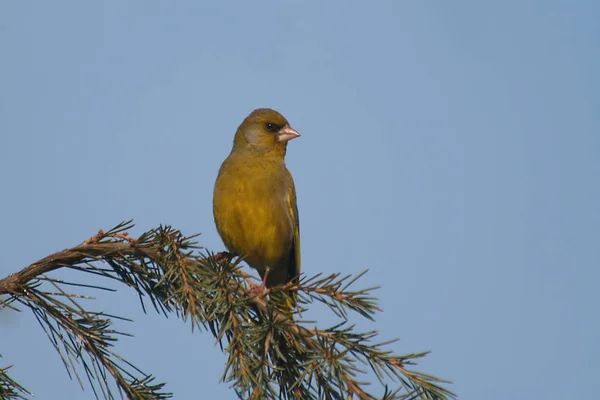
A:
[265, 123, 280, 133]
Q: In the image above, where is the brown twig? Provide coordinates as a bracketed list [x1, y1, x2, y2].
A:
[0, 242, 161, 296]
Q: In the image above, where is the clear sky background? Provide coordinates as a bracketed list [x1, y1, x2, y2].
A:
[1, 1, 599, 399]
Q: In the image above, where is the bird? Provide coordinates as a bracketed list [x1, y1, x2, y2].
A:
[213, 108, 301, 314]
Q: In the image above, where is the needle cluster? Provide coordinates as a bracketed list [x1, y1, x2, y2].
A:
[0, 221, 454, 400]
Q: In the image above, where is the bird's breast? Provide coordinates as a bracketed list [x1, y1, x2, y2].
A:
[213, 161, 293, 271]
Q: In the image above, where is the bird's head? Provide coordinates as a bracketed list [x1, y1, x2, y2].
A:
[232, 108, 300, 156]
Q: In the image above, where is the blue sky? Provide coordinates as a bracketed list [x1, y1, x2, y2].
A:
[1, 1, 599, 399]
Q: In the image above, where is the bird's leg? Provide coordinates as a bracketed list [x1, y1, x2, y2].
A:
[250, 267, 270, 295]
[259, 266, 270, 291]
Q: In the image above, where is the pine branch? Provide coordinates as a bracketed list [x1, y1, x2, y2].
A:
[0, 221, 172, 400]
[0, 361, 31, 400]
[0, 221, 455, 399]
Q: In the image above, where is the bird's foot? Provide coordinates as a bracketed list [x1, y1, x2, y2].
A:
[214, 251, 230, 264]
[249, 267, 270, 296]
[249, 281, 267, 295]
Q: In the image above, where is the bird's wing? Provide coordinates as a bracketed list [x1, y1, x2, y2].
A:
[286, 168, 300, 282]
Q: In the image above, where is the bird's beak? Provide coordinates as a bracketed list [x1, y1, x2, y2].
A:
[276, 125, 301, 143]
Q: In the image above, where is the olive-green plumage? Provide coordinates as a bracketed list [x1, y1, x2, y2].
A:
[213, 108, 301, 310]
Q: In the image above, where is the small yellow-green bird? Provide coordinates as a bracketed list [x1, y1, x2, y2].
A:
[213, 108, 301, 311]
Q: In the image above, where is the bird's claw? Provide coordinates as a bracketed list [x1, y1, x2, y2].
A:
[249, 281, 267, 296]
[214, 251, 230, 264]
[249, 267, 270, 296]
